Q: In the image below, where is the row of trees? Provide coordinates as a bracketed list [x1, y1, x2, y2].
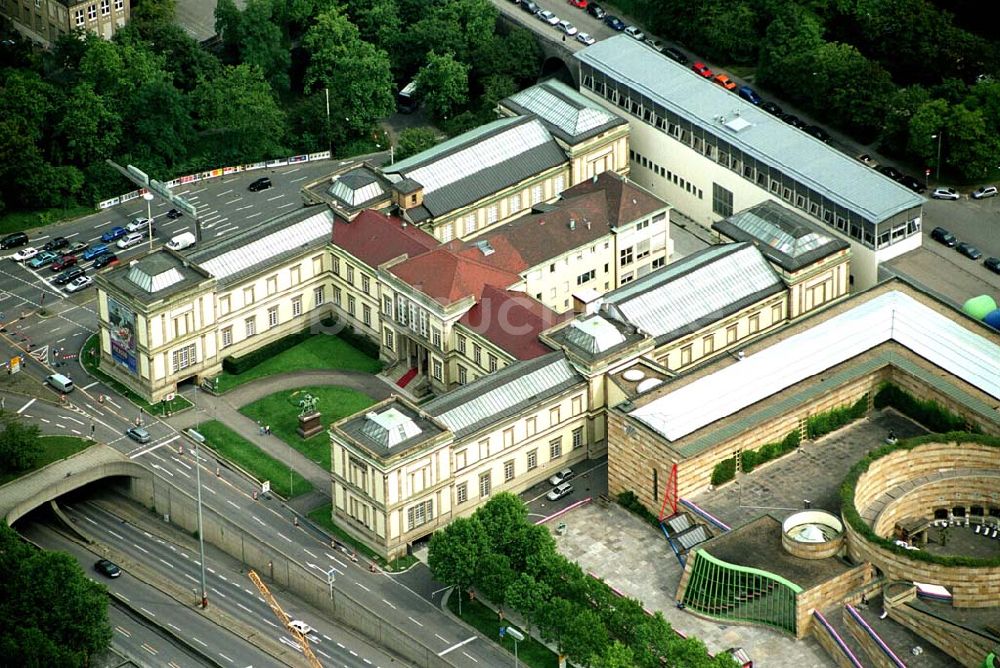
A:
[616, 0, 1000, 180]
[428, 493, 736, 668]
[0, 412, 43, 478]
[0, 523, 112, 665]
[0, 0, 541, 217]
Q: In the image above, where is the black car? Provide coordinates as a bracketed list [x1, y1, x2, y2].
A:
[247, 176, 272, 192]
[586, 2, 606, 18]
[520, 0, 538, 13]
[760, 101, 783, 116]
[780, 113, 806, 129]
[604, 15, 626, 30]
[930, 226, 957, 247]
[663, 47, 688, 65]
[92, 252, 119, 269]
[0, 232, 28, 249]
[956, 242, 982, 260]
[94, 559, 122, 578]
[804, 125, 831, 143]
[985, 257, 1000, 275]
[877, 165, 902, 180]
[896, 175, 926, 194]
[43, 236, 69, 252]
[166, 208, 183, 219]
[53, 266, 85, 285]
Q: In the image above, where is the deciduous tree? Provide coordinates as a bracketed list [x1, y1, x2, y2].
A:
[0, 414, 42, 473]
[395, 128, 438, 160]
[427, 517, 488, 613]
[416, 50, 469, 120]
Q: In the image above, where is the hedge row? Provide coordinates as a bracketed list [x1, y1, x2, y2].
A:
[320, 316, 380, 359]
[710, 429, 801, 486]
[711, 457, 737, 487]
[806, 394, 869, 439]
[617, 490, 662, 528]
[873, 382, 979, 434]
[840, 431, 1000, 568]
[221, 327, 313, 375]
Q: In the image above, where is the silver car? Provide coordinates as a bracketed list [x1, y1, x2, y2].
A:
[546, 482, 573, 501]
[126, 426, 151, 443]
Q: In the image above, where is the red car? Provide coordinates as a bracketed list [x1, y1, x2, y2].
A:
[50, 254, 78, 271]
[692, 61, 714, 78]
[568, 0, 588, 6]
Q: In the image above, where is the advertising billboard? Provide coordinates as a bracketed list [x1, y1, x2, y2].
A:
[107, 295, 138, 374]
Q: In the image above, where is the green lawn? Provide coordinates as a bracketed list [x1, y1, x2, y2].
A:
[305, 503, 420, 572]
[195, 420, 313, 499]
[238, 385, 374, 470]
[0, 436, 93, 486]
[447, 594, 558, 668]
[215, 333, 381, 394]
[0, 203, 95, 236]
[81, 335, 193, 415]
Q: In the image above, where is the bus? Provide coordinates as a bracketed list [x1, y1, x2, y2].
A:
[397, 80, 419, 114]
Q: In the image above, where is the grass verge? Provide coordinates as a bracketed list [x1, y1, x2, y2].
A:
[0, 203, 95, 236]
[81, 335, 192, 415]
[0, 435, 93, 486]
[215, 333, 381, 394]
[304, 504, 417, 572]
[195, 420, 313, 499]
[447, 594, 558, 668]
[238, 385, 374, 470]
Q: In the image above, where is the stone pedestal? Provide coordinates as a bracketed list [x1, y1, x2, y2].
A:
[297, 412, 324, 439]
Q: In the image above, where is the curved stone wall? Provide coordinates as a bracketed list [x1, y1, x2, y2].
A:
[782, 511, 845, 560]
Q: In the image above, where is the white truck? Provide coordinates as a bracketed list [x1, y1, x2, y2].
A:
[166, 232, 196, 251]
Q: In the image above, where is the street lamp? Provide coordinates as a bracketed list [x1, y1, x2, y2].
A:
[932, 132, 943, 180]
[142, 192, 154, 252]
[187, 429, 210, 609]
[505, 626, 525, 668]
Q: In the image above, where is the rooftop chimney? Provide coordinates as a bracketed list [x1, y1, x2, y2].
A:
[569, 219, 576, 231]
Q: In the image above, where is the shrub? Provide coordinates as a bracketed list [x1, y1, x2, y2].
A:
[617, 490, 660, 528]
[320, 316, 380, 359]
[711, 457, 737, 486]
[781, 429, 801, 452]
[873, 382, 976, 433]
[222, 327, 312, 375]
[807, 395, 868, 439]
[739, 449, 758, 473]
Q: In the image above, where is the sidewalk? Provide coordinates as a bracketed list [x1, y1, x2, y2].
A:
[165, 370, 395, 512]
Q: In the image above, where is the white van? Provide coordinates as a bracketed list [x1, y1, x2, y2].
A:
[166, 232, 196, 251]
[46, 373, 74, 393]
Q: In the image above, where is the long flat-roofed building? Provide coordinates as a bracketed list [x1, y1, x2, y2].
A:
[574, 35, 925, 289]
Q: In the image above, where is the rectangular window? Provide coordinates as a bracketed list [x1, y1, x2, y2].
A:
[479, 439, 489, 459]
[749, 312, 760, 334]
[266, 275, 277, 296]
[221, 326, 233, 348]
[652, 256, 665, 270]
[571, 395, 583, 416]
[243, 286, 255, 306]
[636, 239, 651, 260]
[473, 344, 481, 366]
[384, 329, 394, 351]
[290, 265, 301, 285]
[510, 193, 522, 212]
[171, 344, 197, 373]
[332, 256, 340, 276]
[526, 416, 536, 436]
[703, 334, 715, 354]
[419, 310, 428, 337]
[346, 265, 354, 284]
[433, 359, 443, 380]
[488, 355, 498, 373]
[292, 295, 302, 317]
[503, 428, 514, 448]
[314, 286, 325, 307]
[554, 174, 566, 194]
[527, 449, 538, 470]
[726, 324, 738, 344]
[100, 0, 109, 15]
[549, 437, 562, 460]
[313, 255, 323, 275]
[487, 205, 498, 225]
[406, 500, 433, 531]
[267, 306, 278, 328]
[87, 3, 96, 20]
[219, 295, 231, 315]
[347, 295, 356, 316]
[620, 247, 633, 266]
[432, 328, 441, 348]
[772, 303, 783, 322]
[464, 214, 476, 236]
[397, 298, 407, 324]
[383, 295, 393, 316]
[456, 482, 468, 504]
[440, 223, 453, 242]
[572, 427, 584, 450]
[458, 365, 467, 385]
[334, 287, 342, 306]
[531, 184, 543, 205]
[245, 316, 256, 338]
[577, 269, 596, 285]
[504, 460, 515, 482]
[115, 0, 123, 10]
[362, 275, 370, 295]
[680, 345, 692, 366]
[363, 304, 371, 326]
[549, 406, 561, 425]
[712, 183, 734, 217]
[457, 334, 467, 355]
[479, 472, 491, 498]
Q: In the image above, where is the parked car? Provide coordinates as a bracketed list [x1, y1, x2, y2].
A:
[94, 559, 122, 578]
[956, 242, 982, 260]
[624, 26, 645, 40]
[930, 226, 957, 247]
[856, 154, 878, 167]
[50, 255, 77, 271]
[805, 125, 831, 143]
[42, 236, 69, 252]
[713, 73, 737, 91]
[604, 15, 625, 30]
[126, 217, 152, 233]
[536, 9, 559, 25]
[896, 175, 926, 193]
[0, 232, 29, 249]
[586, 2, 605, 18]
[984, 257, 1000, 275]
[576, 32, 596, 45]
[92, 252, 119, 270]
[760, 100, 783, 116]
[66, 240, 88, 254]
[877, 165, 902, 180]
[27, 251, 59, 269]
[931, 187, 960, 200]
[247, 176, 272, 192]
[692, 61, 713, 78]
[53, 266, 85, 285]
[557, 20, 578, 36]
[546, 482, 574, 501]
[567, 0, 587, 7]
[737, 85, 761, 105]
[65, 275, 94, 293]
[780, 113, 806, 129]
[663, 47, 688, 64]
[971, 185, 998, 199]
[126, 426, 151, 443]
[644, 38, 664, 53]
[548, 468, 575, 486]
[101, 226, 127, 242]
[166, 208, 183, 219]
[117, 232, 144, 249]
[12, 247, 38, 262]
[82, 243, 110, 261]
[520, 0, 539, 13]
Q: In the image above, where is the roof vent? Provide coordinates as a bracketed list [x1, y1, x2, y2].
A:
[719, 116, 727, 124]
[586, 220, 592, 230]
[592, 174, 598, 183]
[366, 412, 378, 420]
[569, 219, 576, 231]
[474, 240, 495, 256]
[632, 198, 637, 205]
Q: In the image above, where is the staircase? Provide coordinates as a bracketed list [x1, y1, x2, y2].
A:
[396, 367, 418, 388]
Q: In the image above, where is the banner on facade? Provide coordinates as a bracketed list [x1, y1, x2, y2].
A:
[107, 296, 138, 374]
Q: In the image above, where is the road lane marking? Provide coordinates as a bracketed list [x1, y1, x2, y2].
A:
[140, 607, 156, 617]
[82, 381, 98, 390]
[278, 201, 297, 209]
[277, 532, 292, 543]
[55, 423, 66, 429]
[184, 573, 197, 583]
[71, 429, 81, 435]
[355, 582, 370, 592]
[237, 602, 253, 613]
[408, 616, 423, 627]
[133, 543, 149, 554]
[141, 643, 157, 655]
[115, 626, 131, 637]
[218, 574, 227, 581]
[128, 435, 180, 459]
[438, 636, 477, 657]
[262, 618, 278, 628]
[41, 418, 51, 424]
[303, 548, 317, 559]
[382, 599, 396, 609]
[107, 529, 124, 540]
[316, 648, 331, 659]
[168, 623, 182, 632]
[192, 637, 207, 647]
[16, 398, 35, 414]
[462, 651, 479, 662]
[266, 194, 285, 201]
[158, 558, 174, 569]
[63, 415, 84, 425]
[435, 634, 448, 642]
[210, 586, 227, 598]
[252, 515, 266, 526]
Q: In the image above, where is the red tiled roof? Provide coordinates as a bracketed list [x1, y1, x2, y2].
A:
[454, 235, 530, 274]
[458, 286, 563, 360]
[389, 247, 523, 306]
[331, 209, 437, 268]
[561, 171, 666, 228]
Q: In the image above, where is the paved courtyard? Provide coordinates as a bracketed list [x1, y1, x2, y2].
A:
[552, 409, 930, 667]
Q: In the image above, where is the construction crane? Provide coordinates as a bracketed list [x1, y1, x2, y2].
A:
[248, 570, 323, 668]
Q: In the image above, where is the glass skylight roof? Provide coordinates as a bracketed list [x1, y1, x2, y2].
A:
[507, 83, 618, 138]
[565, 316, 627, 353]
[127, 266, 184, 293]
[360, 407, 422, 449]
[728, 205, 833, 257]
